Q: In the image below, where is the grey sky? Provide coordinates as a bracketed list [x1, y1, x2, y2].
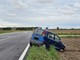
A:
[0, 0, 80, 28]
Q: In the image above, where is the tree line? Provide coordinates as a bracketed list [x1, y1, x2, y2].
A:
[0, 27, 34, 30]
[0, 27, 80, 30]
[56, 27, 80, 30]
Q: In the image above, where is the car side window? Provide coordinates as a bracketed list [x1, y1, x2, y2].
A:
[48, 33, 60, 42]
[54, 35, 60, 41]
[48, 33, 55, 40]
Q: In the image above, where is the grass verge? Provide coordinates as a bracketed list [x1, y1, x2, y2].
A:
[0, 30, 14, 34]
[0, 30, 27, 34]
[25, 46, 61, 60]
[59, 35, 80, 38]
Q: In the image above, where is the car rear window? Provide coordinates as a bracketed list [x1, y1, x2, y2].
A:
[34, 29, 43, 35]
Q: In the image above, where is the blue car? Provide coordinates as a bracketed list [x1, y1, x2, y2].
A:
[30, 29, 65, 51]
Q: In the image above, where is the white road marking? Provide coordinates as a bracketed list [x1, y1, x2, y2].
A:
[0, 32, 31, 60]
[18, 43, 30, 60]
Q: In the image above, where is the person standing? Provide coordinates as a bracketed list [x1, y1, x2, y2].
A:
[42, 27, 50, 50]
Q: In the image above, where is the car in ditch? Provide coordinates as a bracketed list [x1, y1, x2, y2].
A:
[30, 28, 65, 51]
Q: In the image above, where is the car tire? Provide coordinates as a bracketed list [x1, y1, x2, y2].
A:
[30, 42, 33, 47]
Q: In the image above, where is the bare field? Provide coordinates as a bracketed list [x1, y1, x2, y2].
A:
[49, 29, 80, 35]
[59, 38, 80, 60]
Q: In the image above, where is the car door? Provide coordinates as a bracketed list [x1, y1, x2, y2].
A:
[46, 32, 56, 45]
[47, 32, 60, 45]
[46, 32, 65, 50]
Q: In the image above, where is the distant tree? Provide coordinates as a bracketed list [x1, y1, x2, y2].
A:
[3, 27, 11, 30]
[71, 28, 74, 30]
[57, 27, 59, 30]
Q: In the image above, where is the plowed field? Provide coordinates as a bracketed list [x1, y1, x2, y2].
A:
[59, 38, 80, 60]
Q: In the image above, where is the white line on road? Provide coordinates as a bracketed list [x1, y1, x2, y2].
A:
[18, 43, 30, 60]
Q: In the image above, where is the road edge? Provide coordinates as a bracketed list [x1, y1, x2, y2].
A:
[18, 43, 30, 60]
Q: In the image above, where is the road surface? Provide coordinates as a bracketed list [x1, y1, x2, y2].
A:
[0, 31, 32, 60]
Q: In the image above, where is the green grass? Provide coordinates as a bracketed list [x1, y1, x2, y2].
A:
[0, 30, 27, 34]
[0, 30, 14, 34]
[59, 35, 80, 38]
[25, 46, 60, 60]
[57, 33, 80, 35]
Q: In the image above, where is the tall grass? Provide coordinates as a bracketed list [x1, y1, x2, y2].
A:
[25, 46, 60, 60]
[49, 29, 80, 35]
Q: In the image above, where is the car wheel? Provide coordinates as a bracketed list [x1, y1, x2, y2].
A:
[30, 42, 33, 47]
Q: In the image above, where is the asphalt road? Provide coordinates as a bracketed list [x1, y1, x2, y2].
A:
[0, 31, 32, 60]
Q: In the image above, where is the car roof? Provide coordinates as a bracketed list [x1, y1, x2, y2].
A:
[47, 31, 56, 35]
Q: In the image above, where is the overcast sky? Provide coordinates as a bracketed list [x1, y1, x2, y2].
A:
[0, 0, 80, 28]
